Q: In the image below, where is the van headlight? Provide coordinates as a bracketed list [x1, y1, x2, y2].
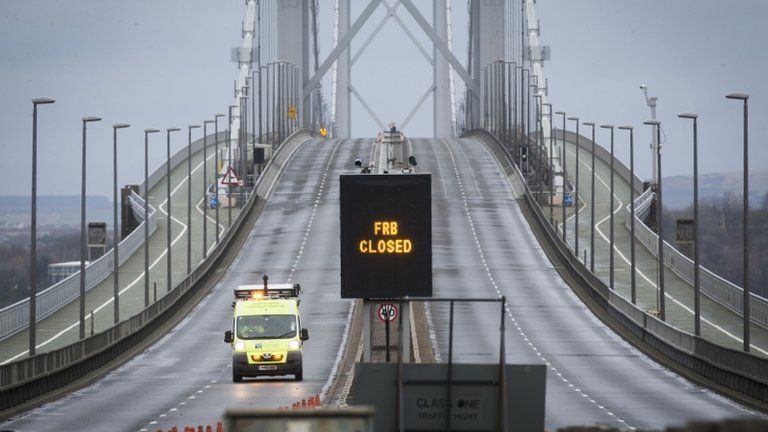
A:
[288, 340, 300, 350]
[234, 342, 246, 351]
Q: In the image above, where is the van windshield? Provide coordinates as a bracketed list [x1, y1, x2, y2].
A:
[236, 315, 297, 340]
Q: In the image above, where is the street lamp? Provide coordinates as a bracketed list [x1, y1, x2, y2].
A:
[725, 91, 750, 352]
[618, 125, 637, 304]
[583, 122, 596, 272]
[677, 113, 699, 334]
[29, 97, 55, 356]
[543, 103, 554, 224]
[214, 114, 225, 242]
[166, 128, 181, 294]
[600, 124, 615, 289]
[227, 105, 237, 227]
[568, 117, 580, 258]
[80, 115, 102, 340]
[187, 125, 200, 275]
[644, 119, 664, 320]
[112, 123, 130, 324]
[555, 111, 567, 244]
[143, 128, 159, 307]
[203, 120, 215, 258]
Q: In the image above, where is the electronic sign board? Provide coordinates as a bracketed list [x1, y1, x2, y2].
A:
[340, 174, 432, 298]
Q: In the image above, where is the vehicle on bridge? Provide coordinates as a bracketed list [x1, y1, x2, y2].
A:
[224, 279, 309, 382]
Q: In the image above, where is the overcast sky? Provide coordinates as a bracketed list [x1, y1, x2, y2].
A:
[0, 0, 766, 198]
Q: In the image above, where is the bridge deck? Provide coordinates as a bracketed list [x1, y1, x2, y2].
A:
[0, 139, 241, 364]
[550, 137, 768, 356]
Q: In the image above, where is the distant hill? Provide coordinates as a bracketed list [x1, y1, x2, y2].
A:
[662, 169, 768, 210]
[0, 195, 112, 227]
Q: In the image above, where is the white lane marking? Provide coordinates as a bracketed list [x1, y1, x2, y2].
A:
[445, 138, 634, 429]
[563, 144, 768, 356]
[2, 149, 220, 365]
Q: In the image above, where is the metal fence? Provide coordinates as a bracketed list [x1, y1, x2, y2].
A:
[624, 187, 768, 329]
[0, 194, 157, 342]
[0, 131, 314, 410]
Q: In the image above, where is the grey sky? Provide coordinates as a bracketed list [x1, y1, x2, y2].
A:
[0, 1, 765, 198]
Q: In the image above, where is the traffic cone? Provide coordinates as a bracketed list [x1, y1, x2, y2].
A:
[216, 422, 224, 432]
[315, 394, 321, 406]
[301, 399, 307, 408]
[206, 426, 212, 432]
[198, 425, 204, 432]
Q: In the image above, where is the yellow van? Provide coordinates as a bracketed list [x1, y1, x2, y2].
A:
[224, 282, 309, 382]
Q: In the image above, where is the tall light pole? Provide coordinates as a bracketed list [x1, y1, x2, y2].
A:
[640, 85, 659, 184]
[112, 123, 130, 324]
[214, 114, 225, 242]
[227, 105, 237, 227]
[166, 128, 180, 294]
[203, 120, 214, 258]
[29, 97, 55, 356]
[80, 116, 101, 340]
[725, 92, 750, 352]
[583, 122, 596, 272]
[187, 124, 200, 275]
[555, 111, 566, 243]
[143, 128, 159, 307]
[543, 103, 554, 224]
[619, 126, 637, 304]
[644, 120, 664, 320]
[678, 113, 699, 334]
[568, 117, 580, 258]
[600, 125, 615, 289]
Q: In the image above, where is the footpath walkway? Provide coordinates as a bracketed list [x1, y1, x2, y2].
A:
[548, 135, 768, 356]
[0, 135, 243, 363]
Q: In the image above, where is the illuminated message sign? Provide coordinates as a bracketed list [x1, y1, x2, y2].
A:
[340, 174, 432, 298]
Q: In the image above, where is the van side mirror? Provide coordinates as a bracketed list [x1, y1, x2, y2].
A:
[408, 155, 417, 166]
[300, 328, 309, 341]
[224, 330, 233, 343]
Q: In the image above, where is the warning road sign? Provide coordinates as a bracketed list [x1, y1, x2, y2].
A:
[288, 105, 297, 120]
[377, 303, 398, 323]
[220, 167, 240, 186]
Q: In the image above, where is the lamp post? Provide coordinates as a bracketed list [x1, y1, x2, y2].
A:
[166, 128, 180, 294]
[80, 116, 102, 340]
[533, 94, 542, 202]
[568, 117, 580, 258]
[644, 120, 664, 320]
[583, 122, 596, 272]
[619, 126, 636, 304]
[600, 124, 615, 289]
[112, 123, 130, 324]
[214, 114, 225, 242]
[203, 120, 215, 258]
[29, 97, 55, 355]
[677, 113, 699, 333]
[543, 103, 554, 223]
[555, 111, 566, 243]
[725, 92, 750, 352]
[187, 125, 200, 274]
[228, 105, 237, 227]
[143, 129, 159, 307]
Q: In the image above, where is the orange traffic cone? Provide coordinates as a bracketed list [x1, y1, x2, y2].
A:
[216, 422, 224, 432]
[206, 425, 212, 432]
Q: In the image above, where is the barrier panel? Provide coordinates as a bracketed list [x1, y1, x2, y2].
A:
[0, 131, 314, 411]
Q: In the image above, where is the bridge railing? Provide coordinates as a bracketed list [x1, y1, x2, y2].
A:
[0, 194, 157, 342]
[624, 188, 768, 329]
[467, 129, 768, 404]
[0, 131, 314, 411]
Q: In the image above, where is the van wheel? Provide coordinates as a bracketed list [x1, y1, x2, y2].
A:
[233, 369, 243, 383]
[295, 366, 303, 381]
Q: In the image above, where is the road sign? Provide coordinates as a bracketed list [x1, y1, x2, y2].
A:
[209, 196, 219, 209]
[288, 105, 297, 120]
[377, 303, 398, 323]
[220, 167, 240, 186]
[340, 174, 432, 298]
[563, 193, 573, 207]
[320, 127, 328, 137]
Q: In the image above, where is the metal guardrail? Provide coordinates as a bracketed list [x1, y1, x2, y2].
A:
[0, 194, 157, 342]
[624, 186, 768, 329]
[467, 129, 768, 405]
[0, 131, 314, 411]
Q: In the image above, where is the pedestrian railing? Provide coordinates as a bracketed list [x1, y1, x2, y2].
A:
[624, 187, 768, 329]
